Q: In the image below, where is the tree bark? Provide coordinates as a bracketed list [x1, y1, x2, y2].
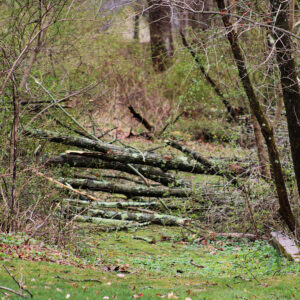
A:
[216, 0, 297, 233]
[26, 129, 230, 177]
[59, 178, 195, 198]
[270, 0, 300, 199]
[166, 140, 238, 182]
[74, 215, 150, 229]
[63, 199, 157, 208]
[148, 0, 174, 71]
[251, 114, 271, 179]
[45, 153, 190, 187]
[75, 207, 189, 226]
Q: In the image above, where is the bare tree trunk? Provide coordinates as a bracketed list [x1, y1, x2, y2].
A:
[9, 87, 19, 231]
[251, 114, 271, 179]
[147, 0, 174, 72]
[216, 0, 297, 234]
[270, 0, 300, 200]
[133, 14, 139, 40]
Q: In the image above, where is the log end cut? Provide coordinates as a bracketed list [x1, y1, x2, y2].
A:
[271, 231, 300, 262]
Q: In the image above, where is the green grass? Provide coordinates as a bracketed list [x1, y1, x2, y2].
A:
[1, 227, 299, 299]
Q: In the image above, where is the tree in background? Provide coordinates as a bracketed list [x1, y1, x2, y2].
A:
[147, 0, 174, 71]
[270, 0, 300, 201]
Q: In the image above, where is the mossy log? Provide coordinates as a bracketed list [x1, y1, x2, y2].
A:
[59, 178, 194, 198]
[63, 198, 157, 208]
[75, 207, 189, 226]
[166, 140, 243, 182]
[25, 128, 225, 176]
[74, 215, 151, 229]
[45, 153, 189, 187]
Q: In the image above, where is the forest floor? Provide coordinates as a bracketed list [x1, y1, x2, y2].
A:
[0, 227, 299, 299]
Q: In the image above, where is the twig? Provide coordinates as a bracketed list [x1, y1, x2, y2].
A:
[22, 82, 96, 131]
[0, 286, 25, 297]
[128, 105, 154, 132]
[127, 207, 155, 214]
[54, 275, 101, 283]
[157, 198, 171, 214]
[30, 76, 100, 142]
[32, 170, 100, 202]
[179, 30, 243, 120]
[190, 260, 205, 268]
[98, 127, 118, 139]
[132, 236, 155, 244]
[127, 163, 150, 187]
[158, 111, 185, 136]
[241, 185, 259, 238]
[3, 265, 33, 298]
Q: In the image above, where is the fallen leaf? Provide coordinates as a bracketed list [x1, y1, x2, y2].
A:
[156, 294, 166, 298]
[133, 293, 144, 298]
[168, 292, 178, 299]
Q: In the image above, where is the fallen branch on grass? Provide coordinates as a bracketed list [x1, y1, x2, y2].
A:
[0, 286, 26, 298]
[54, 275, 101, 283]
[3, 265, 33, 298]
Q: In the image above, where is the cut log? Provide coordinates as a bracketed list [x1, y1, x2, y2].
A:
[59, 178, 194, 198]
[82, 208, 189, 226]
[45, 153, 189, 187]
[271, 231, 300, 262]
[63, 199, 157, 208]
[26, 129, 229, 177]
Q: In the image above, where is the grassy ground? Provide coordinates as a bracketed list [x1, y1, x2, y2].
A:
[0, 228, 299, 299]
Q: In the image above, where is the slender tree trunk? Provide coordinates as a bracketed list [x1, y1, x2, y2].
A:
[251, 114, 271, 179]
[270, 0, 300, 199]
[133, 14, 139, 40]
[216, 0, 297, 233]
[147, 0, 174, 72]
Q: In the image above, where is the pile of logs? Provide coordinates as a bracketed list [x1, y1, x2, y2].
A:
[25, 128, 244, 230]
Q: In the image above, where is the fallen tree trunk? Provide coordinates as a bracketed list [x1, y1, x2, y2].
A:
[45, 153, 190, 187]
[63, 198, 157, 208]
[166, 140, 239, 182]
[80, 208, 189, 226]
[26, 128, 230, 177]
[59, 178, 194, 198]
[74, 215, 151, 230]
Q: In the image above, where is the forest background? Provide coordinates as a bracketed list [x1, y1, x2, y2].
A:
[0, 0, 299, 298]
